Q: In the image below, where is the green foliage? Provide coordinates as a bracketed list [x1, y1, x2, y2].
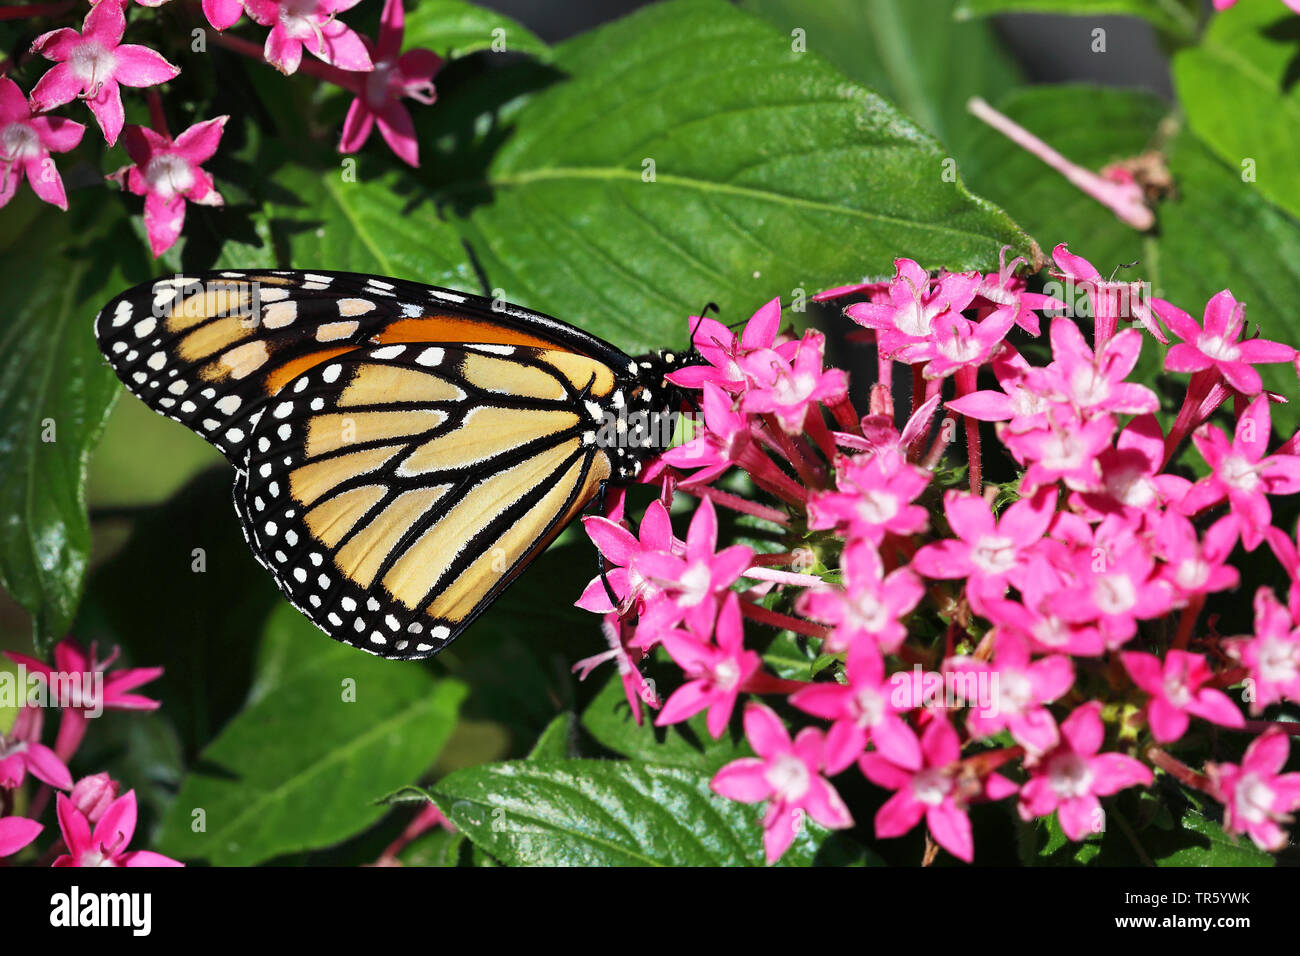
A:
[1173, 0, 1300, 222]
[954, 0, 1201, 39]
[0, 195, 146, 652]
[154, 605, 466, 865]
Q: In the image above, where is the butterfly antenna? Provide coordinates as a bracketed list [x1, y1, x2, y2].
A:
[687, 302, 720, 351]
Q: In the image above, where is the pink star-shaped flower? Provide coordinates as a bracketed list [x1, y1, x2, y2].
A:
[667, 298, 796, 393]
[711, 703, 853, 863]
[1154, 289, 1295, 396]
[946, 631, 1074, 755]
[54, 790, 182, 867]
[656, 592, 760, 739]
[1121, 650, 1244, 743]
[860, 713, 1014, 863]
[1017, 702, 1152, 841]
[244, 0, 373, 75]
[1206, 729, 1300, 852]
[1224, 587, 1300, 715]
[795, 538, 922, 654]
[0, 77, 84, 211]
[338, 0, 441, 167]
[911, 487, 1055, 605]
[0, 706, 73, 792]
[30, 0, 180, 146]
[739, 330, 847, 434]
[790, 637, 923, 773]
[1179, 395, 1300, 550]
[109, 116, 227, 257]
[631, 497, 754, 641]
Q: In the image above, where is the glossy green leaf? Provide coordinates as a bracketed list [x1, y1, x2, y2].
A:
[1152, 809, 1274, 867]
[154, 604, 466, 865]
[267, 159, 478, 289]
[528, 712, 579, 760]
[0, 194, 149, 652]
[403, 0, 549, 60]
[431, 758, 829, 865]
[954, 0, 1200, 39]
[1173, 0, 1300, 222]
[452, 0, 1031, 353]
[744, 0, 1022, 156]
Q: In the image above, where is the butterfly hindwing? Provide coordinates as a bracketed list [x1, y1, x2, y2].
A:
[94, 270, 636, 467]
[239, 341, 616, 659]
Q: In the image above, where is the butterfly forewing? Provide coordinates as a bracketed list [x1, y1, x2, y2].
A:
[94, 270, 635, 467]
[239, 342, 615, 659]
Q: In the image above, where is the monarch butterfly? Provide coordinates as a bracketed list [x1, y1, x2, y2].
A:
[94, 271, 694, 660]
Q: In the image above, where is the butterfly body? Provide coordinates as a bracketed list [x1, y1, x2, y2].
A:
[95, 271, 689, 659]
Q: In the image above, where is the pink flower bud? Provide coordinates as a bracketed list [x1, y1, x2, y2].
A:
[71, 773, 120, 824]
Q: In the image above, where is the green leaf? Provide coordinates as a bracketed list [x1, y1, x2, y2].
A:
[403, 0, 549, 60]
[266, 159, 478, 289]
[1151, 808, 1275, 867]
[581, 675, 750, 771]
[954, 0, 1200, 39]
[77, 471, 281, 759]
[1173, 0, 1300, 222]
[154, 604, 466, 865]
[451, 0, 1031, 353]
[0, 194, 149, 652]
[527, 712, 578, 760]
[431, 758, 830, 865]
[960, 85, 1300, 426]
[743, 0, 1022, 156]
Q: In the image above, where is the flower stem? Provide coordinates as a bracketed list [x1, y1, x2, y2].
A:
[676, 482, 789, 526]
[0, 3, 75, 20]
[739, 600, 829, 640]
[1145, 745, 1214, 793]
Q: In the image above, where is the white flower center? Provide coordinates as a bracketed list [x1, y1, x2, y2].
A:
[1069, 366, 1110, 408]
[675, 561, 712, 607]
[1032, 614, 1072, 649]
[937, 327, 981, 364]
[851, 686, 885, 727]
[1174, 558, 1209, 592]
[996, 669, 1033, 714]
[1040, 430, 1085, 471]
[1093, 574, 1137, 616]
[855, 490, 898, 525]
[69, 41, 117, 90]
[1, 122, 40, 162]
[1197, 334, 1241, 363]
[850, 590, 890, 634]
[911, 767, 952, 806]
[1162, 672, 1192, 708]
[144, 154, 194, 200]
[280, 0, 324, 39]
[1048, 752, 1094, 799]
[765, 753, 811, 803]
[1234, 772, 1275, 825]
[1258, 635, 1300, 684]
[365, 60, 394, 109]
[1107, 466, 1155, 508]
[1220, 455, 1259, 492]
[711, 657, 740, 691]
[971, 534, 1017, 574]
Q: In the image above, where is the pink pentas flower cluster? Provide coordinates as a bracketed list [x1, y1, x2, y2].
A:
[0, 637, 178, 866]
[574, 243, 1300, 863]
[2, 0, 442, 255]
